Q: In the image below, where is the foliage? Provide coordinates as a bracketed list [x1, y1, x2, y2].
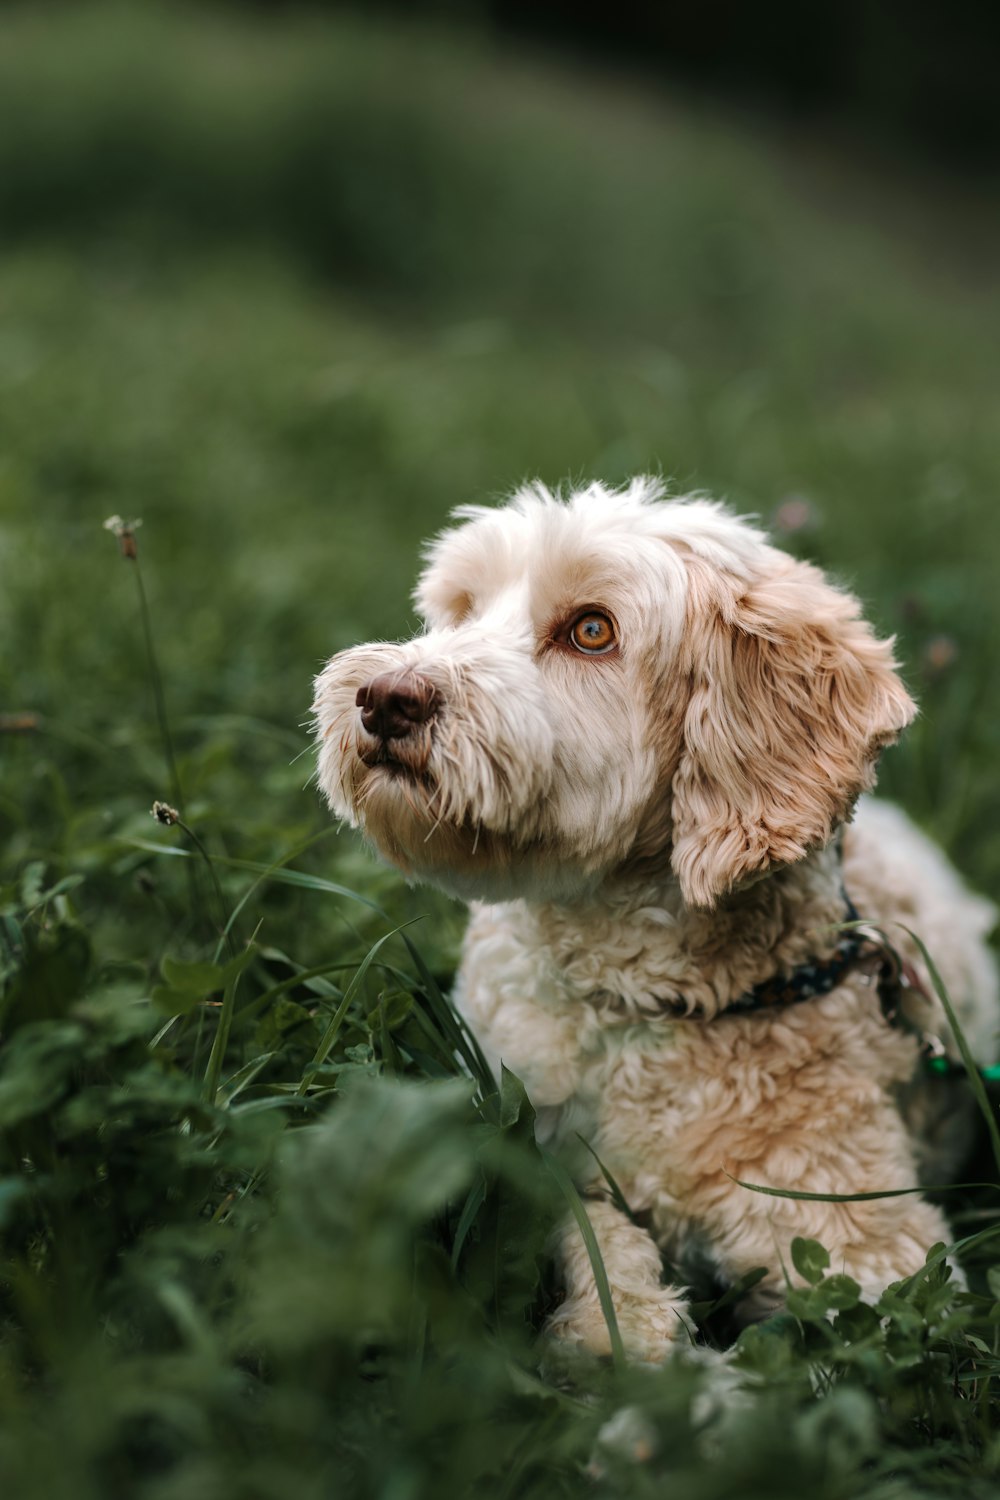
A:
[1, 4, 1000, 1497]
[3, 871, 1000, 1498]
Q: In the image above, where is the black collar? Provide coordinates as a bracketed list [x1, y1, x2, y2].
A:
[726, 891, 874, 1017]
[663, 891, 881, 1021]
[661, 889, 980, 1081]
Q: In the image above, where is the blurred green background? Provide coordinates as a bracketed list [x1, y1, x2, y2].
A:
[2, 6, 1000, 1497]
[2, 0, 999, 964]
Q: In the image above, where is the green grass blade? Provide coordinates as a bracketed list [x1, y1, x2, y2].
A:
[378, 993, 401, 1075]
[232, 960, 347, 1027]
[202, 947, 255, 1105]
[126, 839, 389, 913]
[730, 1175, 1000, 1203]
[896, 922, 1000, 1183]
[397, 935, 497, 1098]
[573, 1134, 640, 1225]
[211, 828, 336, 963]
[450, 1176, 488, 1271]
[541, 1150, 625, 1371]
[218, 1051, 276, 1108]
[294, 921, 419, 1096]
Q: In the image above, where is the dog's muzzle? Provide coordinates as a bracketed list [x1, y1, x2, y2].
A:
[355, 670, 440, 771]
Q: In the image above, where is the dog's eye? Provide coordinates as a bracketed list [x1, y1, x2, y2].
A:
[569, 611, 617, 654]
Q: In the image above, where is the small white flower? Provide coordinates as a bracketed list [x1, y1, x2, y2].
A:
[103, 515, 143, 559]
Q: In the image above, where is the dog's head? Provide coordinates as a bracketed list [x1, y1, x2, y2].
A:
[313, 479, 914, 906]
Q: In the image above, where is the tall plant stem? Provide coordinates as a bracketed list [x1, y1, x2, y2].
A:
[174, 815, 238, 963]
[133, 557, 184, 817]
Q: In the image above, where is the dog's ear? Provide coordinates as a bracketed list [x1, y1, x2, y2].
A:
[670, 555, 916, 908]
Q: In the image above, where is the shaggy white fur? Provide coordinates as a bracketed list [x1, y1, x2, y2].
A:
[313, 478, 998, 1359]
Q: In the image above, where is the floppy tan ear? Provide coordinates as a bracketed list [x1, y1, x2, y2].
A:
[670, 554, 916, 908]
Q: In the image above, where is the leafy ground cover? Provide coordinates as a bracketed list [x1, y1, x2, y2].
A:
[2, 5, 1000, 1496]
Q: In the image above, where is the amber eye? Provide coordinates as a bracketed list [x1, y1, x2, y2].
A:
[569, 611, 617, 654]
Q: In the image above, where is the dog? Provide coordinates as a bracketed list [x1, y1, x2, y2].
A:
[313, 478, 998, 1359]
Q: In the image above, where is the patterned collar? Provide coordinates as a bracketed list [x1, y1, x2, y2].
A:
[663, 891, 888, 1022]
[725, 891, 876, 1017]
[662, 888, 970, 1073]
[660, 888, 1000, 1084]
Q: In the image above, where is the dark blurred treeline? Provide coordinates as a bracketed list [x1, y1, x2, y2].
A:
[494, 0, 999, 163]
[244, 0, 1000, 166]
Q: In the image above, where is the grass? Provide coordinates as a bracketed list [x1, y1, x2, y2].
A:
[1, 3, 1000, 1496]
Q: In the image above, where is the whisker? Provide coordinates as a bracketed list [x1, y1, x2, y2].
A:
[423, 797, 447, 843]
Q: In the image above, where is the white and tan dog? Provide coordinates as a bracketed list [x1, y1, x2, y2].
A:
[314, 478, 997, 1358]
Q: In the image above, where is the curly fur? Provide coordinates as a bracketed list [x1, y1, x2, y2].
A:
[313, 478, 998, 1359]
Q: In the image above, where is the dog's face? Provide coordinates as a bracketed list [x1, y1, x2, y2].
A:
[314, 480, 915, 906]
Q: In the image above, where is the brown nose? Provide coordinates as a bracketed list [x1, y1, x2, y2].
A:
[356, 671, 440, 741]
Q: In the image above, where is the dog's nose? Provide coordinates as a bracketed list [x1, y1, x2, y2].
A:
[356, 671, 440, 741]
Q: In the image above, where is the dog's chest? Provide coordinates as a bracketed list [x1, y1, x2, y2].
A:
[452, 898, 919, 1211]
[453, 901, 712, 1160]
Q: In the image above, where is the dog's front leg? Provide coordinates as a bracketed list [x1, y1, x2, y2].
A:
[694, 1098, 960, 1319]
[723, 1192, 958, 1320]
[546, 1196, 691, 1362]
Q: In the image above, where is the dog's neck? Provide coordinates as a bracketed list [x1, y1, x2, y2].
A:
[521, 841, 847, 1020]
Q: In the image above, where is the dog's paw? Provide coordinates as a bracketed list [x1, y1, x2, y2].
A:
[546, 1288, 691, 1365]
